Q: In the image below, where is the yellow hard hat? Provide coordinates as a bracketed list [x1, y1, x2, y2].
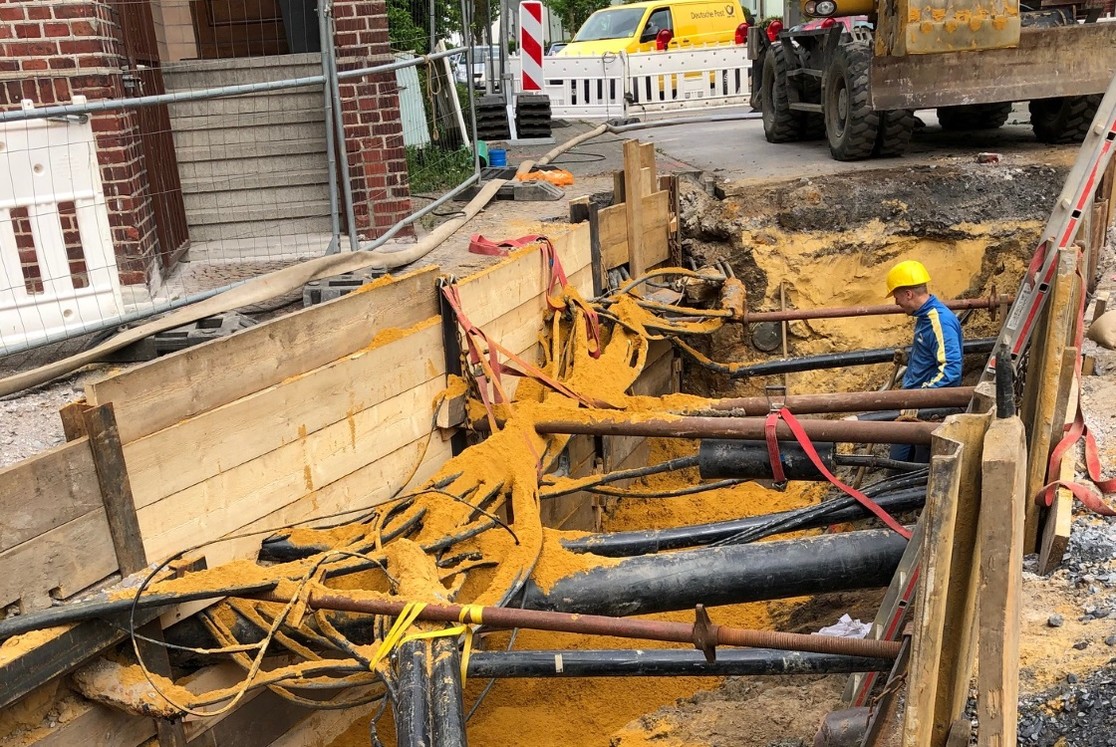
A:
[885, 260, 931, 296]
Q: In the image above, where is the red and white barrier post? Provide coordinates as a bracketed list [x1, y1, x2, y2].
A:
[519, 0, 544, 92]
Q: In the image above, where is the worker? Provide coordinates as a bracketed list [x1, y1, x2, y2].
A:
[885, 260, 963, 462]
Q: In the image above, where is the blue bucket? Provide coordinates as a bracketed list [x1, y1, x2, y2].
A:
[489, 148, 507, 168]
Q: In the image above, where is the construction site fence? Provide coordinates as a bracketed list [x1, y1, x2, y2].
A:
[0, 21, 476, 361]
[506, 46, 753, 120]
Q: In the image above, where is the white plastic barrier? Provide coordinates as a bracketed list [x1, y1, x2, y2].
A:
[508, 46, 751, 119]
[0, 97, 123, 353]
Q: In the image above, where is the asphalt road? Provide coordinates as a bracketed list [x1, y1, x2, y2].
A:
[629, 104, 1074, 182]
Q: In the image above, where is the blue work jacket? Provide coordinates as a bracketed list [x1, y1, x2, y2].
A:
[902, 295, 963, 389]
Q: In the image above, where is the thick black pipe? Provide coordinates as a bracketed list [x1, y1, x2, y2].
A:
[465, 649, 891, 678]
[522, 527, 908, 616]
[727, 338, 995, 379]
[394, 640, 432, 747]
[431, 638, 467, 747]
[699, 439, 835, 480]
[560, 487, 926, 557]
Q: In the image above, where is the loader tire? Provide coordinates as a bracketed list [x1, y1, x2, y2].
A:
[761, 44, 803, 143]
[873, 109, 915, 157]
[937, 102, 1012, 131]
[1030, 95, 1102, 144]
[823, 43, 878, 161]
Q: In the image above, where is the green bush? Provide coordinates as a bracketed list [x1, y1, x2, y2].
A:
[406, 145, 475, 194]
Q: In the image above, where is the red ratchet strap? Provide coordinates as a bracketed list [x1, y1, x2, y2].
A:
[441, 282, 509, 431]
[764, 412, 787, 487]
[468, 234, 541, 257]
[1036, 260, 1116, 517]
[439, 281, 616, 426]
[537, 236, 602, 359]
[763, 408, 913, 539]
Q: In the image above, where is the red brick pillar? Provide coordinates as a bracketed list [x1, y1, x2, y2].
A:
[332, 0, 413, 238]
[0, 0, 159, 287]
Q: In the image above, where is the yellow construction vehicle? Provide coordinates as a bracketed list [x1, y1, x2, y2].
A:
[748, 0, 1116, 160]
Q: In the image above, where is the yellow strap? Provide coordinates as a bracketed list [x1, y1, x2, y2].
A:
[372, 603, 486, 683]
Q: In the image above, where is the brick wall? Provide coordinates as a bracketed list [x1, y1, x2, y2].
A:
[0, 0, 160, 287]
[333, 0, 414, 237]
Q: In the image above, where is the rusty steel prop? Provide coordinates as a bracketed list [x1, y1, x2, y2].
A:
[261, 592, 904, 661]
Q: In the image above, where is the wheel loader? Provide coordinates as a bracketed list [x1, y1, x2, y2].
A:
[748, 0, 1116, 160]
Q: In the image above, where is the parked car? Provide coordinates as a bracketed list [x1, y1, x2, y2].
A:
[453, 46, 501, 88]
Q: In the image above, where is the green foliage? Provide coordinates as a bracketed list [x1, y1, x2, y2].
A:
[406, 145, 475, 194]
[387, 0, 462, 54]
[546, 0, 611, 36]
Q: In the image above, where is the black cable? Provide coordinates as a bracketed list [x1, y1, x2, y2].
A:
[539, 455, 700, 499]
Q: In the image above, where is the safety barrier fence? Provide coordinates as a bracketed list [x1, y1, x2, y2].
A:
[506, 45, 753, 119]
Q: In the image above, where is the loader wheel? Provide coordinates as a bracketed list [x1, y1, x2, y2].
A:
[937, 102, 1012, 130]
[823, 44, 878, 161]
[1030, 95, 1102, 144]
[873, 109, 915, 157]
[761, 44, 803, 143]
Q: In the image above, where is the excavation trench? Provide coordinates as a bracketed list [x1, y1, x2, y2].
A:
[322, 161, 1058, 747]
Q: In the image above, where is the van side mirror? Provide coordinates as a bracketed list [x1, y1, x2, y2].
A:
[655, 28, 674, 50]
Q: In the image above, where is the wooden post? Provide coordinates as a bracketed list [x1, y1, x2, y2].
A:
[1022, 250, 1079, 551]
[623, 140, 647, 278]
[904, 413, 991, 747]
[588, 200, 606, 297]
[976, 416, 1026, 747]
[59, 401, 92, 442]
[80, 403, 188, 747]
[1038, 369, 1079, 575]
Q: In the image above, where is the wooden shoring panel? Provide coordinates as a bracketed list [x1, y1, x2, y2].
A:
[976, 416, 1027, 747]
[137, 369, 447, 564]
[1023, 250, 1081, 550]
[1038, 365, 1079, 575]
[0, 507, 118, 613]
[603, 339, 677, 472]
[0, 438, 103, 554]
[123, 318, 446, 509]
[599, 202, 629, 270]
[904, 412, 991, 747]
[85, 266, 441, 444]
[624, 140, 648, 277]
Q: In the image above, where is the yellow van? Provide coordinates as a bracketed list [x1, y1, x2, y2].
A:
[558, 0, 748, 57]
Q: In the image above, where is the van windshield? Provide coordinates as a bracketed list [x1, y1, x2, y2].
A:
[572, 8, 646, 42]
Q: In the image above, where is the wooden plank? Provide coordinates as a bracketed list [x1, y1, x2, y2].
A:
[0, 439, 103, 553]
[903, 424, 964, 747]
[603, 340, 674, 471]
[977, 416, 1027, 747]
[568, 195, 590, 224]
[449, 224, 591, 332]
[1023, 251, 1079, 550]
[123, 319, 446, 508]
[0, 509, 118, 612]
[58, 401, 91, 441]
[82, 403, 147, 576]
[0, 602, 164, 711]
[639, 190, 671, 269]
[934, 412, 992, 747]
[599, 203, 629, 270]
[29, 700, 156, 747]
[1038, 369, 1080, 575]
[638, 141, 656, 188]
[624, 140, 648, 278]
[265, 693, 379, 747]
[1089, 201, 1107, 293]
[85, 266, 441, 443]
[869, 24, 1116, 110]
[138, 374, 447, 563]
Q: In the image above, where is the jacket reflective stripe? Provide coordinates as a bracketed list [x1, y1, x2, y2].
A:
[922, 308, 948, 388]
